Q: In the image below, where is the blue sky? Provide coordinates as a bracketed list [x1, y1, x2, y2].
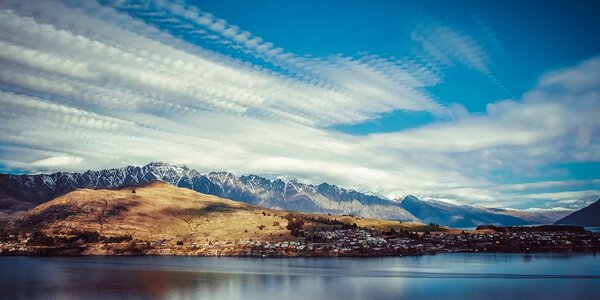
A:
[191, 0, 599, 110]
[0, 0, 598, 209]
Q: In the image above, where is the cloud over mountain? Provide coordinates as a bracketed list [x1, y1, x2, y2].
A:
[0, 0, 598, 210]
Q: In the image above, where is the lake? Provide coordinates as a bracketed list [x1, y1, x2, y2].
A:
[1, 253, 599, 300]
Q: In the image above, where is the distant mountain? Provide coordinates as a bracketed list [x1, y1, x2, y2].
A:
[555, 199, 600, 226]
[0, 162, 418, 222]
[489, 207, 573, 225]
[399, 196, 549, 228]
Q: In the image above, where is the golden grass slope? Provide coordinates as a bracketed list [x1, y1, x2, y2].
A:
[3, 181, 440, 244]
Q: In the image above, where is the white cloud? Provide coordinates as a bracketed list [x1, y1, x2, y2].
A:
[31, 155, 84, 168]
[411, 23, 491, 75]
[496, 179, 600, 192]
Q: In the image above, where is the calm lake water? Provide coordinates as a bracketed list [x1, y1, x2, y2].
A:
[1, 253, 599, 300]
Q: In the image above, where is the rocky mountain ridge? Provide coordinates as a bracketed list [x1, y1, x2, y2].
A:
[0, 162, 418, 222]
[0, 162, 575, 226]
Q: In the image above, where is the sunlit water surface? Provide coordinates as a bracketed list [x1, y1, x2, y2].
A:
[1, 253, 599, 299]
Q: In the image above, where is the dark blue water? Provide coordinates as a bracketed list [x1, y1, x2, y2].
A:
[1, 253, 599, 300]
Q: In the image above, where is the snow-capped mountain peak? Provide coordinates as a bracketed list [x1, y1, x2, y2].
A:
[0, 162, 419, 222]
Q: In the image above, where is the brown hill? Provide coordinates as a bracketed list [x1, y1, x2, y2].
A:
[3, 181, 291, 241]
[1, 181, 437, 255]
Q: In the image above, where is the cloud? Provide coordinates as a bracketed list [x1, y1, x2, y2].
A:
[0, 0, 597, 210]
[409, 20, 516, 97]
[365, 57, 600, 206]
[496, 179, 600, 192]
[539, 57, 600, 92]
[31, 155, 84, 168]
[365, 56, 599, 159]
[121, 0, 446, 116]
[411, 23, 491, 75]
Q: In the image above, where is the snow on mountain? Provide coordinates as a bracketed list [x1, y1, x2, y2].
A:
[2, 162, 572, 226]
[0, 162, 419, 222]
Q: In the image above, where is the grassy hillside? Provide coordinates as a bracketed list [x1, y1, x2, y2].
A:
[1, 181, 440, 253]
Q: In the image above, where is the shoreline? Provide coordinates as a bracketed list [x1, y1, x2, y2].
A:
[3, 224, 599, 257]
[2, 242, 598, 258]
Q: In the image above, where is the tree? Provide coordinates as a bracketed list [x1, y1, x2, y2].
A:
[286, 217, 305, 231]
[70, 231, 101, 243]
[104, 235, 132, 243]
[27, 232, 54, 246]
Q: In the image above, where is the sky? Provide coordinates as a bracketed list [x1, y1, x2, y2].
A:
[0, 0, 598, 210]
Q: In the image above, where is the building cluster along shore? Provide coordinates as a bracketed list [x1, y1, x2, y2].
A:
[1, 224, 599, 257]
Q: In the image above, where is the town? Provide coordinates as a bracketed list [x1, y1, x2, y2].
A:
[1, 216, 599, 256]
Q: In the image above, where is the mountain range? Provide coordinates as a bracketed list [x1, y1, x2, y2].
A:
[0, 162, 574, 226]
[0, 162, 418, 222]
[398, 196, 572, 228]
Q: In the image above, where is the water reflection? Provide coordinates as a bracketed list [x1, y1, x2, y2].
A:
[1, 254, 599, 300]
